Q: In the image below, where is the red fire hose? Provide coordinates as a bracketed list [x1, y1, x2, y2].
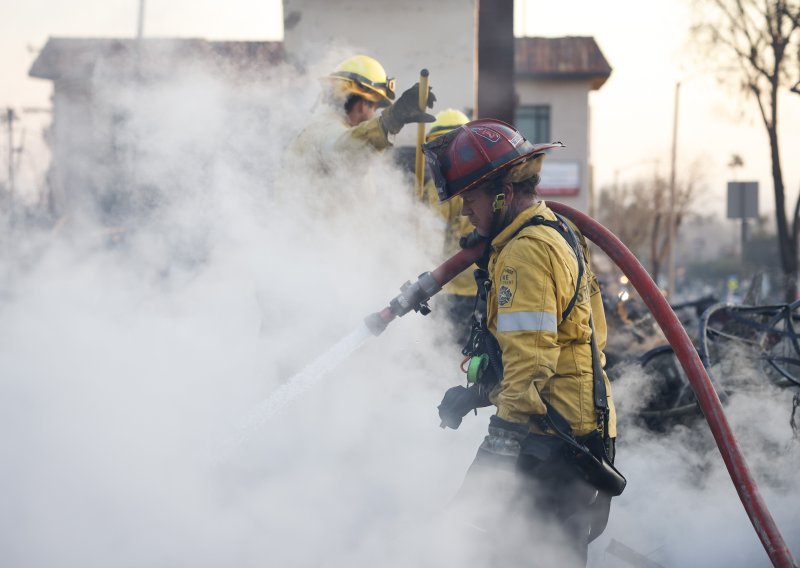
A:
[547, 201, 797, 568]
[365, 202, 797, 568]
[366, 201, 797, 567]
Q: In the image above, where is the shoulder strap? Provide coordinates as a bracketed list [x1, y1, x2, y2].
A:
[513, 214, 584, 324]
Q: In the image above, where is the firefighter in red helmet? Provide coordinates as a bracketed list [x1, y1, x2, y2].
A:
[425, 119, 622, 566]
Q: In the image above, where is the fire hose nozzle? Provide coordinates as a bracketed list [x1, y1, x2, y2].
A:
[365, 244, 485, 337]
[389, 272, 441, 318]
[364, 273, 442, 336]
[364, 311, 391, 336]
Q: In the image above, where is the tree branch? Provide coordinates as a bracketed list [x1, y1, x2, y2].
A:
[712, 1, 775, 79]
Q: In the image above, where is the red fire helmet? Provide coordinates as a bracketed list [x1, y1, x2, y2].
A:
[422, 118, 564, 203]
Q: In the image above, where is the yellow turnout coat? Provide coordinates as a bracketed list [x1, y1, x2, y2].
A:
[486, 201, 617, 438]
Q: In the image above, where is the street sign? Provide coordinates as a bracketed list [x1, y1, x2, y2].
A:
[727, 181, 759, 219]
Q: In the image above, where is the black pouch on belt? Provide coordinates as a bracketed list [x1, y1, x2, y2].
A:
[568, 433, 626, 497]
[536, 408, 627, 497]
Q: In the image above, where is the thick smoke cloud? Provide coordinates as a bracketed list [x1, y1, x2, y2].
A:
[0, 45, 798, 568]
[596, 349, 800, 567]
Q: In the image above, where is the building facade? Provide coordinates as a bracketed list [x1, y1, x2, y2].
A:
[514, 36, 611, 213]
[29, 7, 610, 221]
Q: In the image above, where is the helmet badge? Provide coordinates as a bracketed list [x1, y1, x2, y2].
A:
[470, 127, 501, 143]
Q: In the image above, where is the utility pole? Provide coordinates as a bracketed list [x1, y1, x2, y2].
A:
[666, 71, 721, 299]
[475, 0, 515, 124]
[4, 108, 16, 227]
[6, 108, 14, 200]
[667, 81, 681, 301]
[21, 106, 53, 219]
[137, 0, 146, 39]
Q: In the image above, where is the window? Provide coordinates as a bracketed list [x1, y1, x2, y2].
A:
[515, 105, 551, 143]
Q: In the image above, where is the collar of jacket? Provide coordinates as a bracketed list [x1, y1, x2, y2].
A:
[490, 200, 549, 250]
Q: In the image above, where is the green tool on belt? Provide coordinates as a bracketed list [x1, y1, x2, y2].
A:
[466, 354, 489, 383]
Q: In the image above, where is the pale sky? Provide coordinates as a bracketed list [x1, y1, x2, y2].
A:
[2, 0, 799, 220]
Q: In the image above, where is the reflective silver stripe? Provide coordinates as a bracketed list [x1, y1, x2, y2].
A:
[496, 311, 557, 333]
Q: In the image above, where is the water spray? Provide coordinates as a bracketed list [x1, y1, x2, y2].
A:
[218, 241, 486, 461]
[214, 324, 373, 462]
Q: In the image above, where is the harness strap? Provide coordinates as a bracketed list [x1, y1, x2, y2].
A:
[467, 214, 583, 324]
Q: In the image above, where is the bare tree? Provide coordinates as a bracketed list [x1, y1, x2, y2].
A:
[691, 0, 800, 300]
[598, 163, 705, 283]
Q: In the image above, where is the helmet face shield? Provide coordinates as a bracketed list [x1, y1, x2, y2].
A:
[423, 145, 450, 202]
[422, 125, 462, 202]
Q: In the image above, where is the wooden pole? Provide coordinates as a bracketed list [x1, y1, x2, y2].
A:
[415, 69, 430, 195]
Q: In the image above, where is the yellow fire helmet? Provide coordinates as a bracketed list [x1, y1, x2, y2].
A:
[324, 55, 396, 108]
[425, 108, 470, 142]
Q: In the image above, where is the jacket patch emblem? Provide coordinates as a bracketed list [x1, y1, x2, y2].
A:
[498, 267, 517, 307]
[499, 286, 513, 306]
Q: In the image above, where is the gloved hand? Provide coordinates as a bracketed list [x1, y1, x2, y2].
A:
[438, 383, 491, 430]
[459, 229, 487, 250]
[380, 82, 436, 135]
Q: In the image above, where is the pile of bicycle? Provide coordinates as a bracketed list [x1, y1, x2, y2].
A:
[604, 290, 800, 434]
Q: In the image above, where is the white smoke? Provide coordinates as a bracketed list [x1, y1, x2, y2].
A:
[0, 44, 798, 568]
[0, 46, 483, 568]
[592, 343, 800, 567]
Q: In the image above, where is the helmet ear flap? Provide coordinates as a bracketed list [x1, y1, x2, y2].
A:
[506, 153, 547, 183]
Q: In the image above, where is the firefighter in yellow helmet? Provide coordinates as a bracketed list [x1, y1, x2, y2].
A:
[425, 119, 622, 566]
[287, 55, 436, 170]
[418, 109, 476, 342]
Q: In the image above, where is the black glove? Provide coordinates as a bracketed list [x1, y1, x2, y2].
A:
[459, 229, 487, 250]
[380, 82, 437, 135]
[438, 383, 491, 430]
